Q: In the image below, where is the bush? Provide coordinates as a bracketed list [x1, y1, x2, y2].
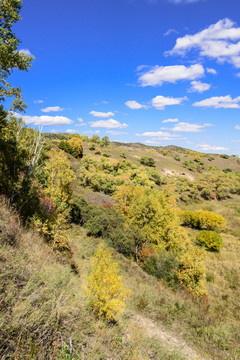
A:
[71, 199, 135, 257]
[140, 156, 156, 167]
[120, 151, 126, 158]
[144, 251, 179, 287]
[196, 231, 223, 252]
[181, 210, 226, 231]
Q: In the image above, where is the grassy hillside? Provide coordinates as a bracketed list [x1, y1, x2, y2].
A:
[1, 136, 240, 359]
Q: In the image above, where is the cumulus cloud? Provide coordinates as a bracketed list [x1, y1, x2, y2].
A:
[193, 95, 240, 109]
[162, 118, 179, 123]
[89, 110, 114, 118]
[89, 119, 128, 129]
[19, 48, 35, 57]
[41, 106, 64, 113]
[171, 122, 213, 132]
[125, 100, 148, 109]
[235, 125, 240, 130]
[138, 64, 204, 86]
[197, 144, 228, 151]
[152, 95, 187, 110]
[188, 80, 211, 93]
[207, 68, 217, 75]
[167, 19, 240, 68]
[12, 113, 73, 126]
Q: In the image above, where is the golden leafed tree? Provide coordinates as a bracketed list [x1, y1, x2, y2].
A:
[86, 243, 130, 321]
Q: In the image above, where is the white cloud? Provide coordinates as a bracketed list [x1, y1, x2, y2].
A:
[152, 95, 187, 110]
[171, 122, 213, 132]
[193, 95, 240, 109]
[106, 130, 127, 135]
[125, 100, 148, 109]
[138, 64, 204, 87]
[235, 125, 240, 130]
[236, 73, 240, 78]
[77, 117, 84, 122]
[76, 123, 86, 127]
[41, 106, 64, 113]
[188, 80, 211, 93]
[13, 112, 73, 126]
[89, 119, 128, 129]
[19, 48, 35, 57]
[164, 28, 178, 36]
[65, 129, 76, 134]
[167, 19, 240, 68]
[197, 144, 228, 151]
[207, 67, 217, 75]
[34, 100, 44, 104]
[89, 110, 114, 118]
[136, 130, 180, 141]
[162, 118, 179, 123]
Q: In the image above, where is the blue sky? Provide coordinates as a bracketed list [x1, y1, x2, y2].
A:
[11, 0, 240, 154]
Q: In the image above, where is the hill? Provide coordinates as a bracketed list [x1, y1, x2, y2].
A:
[1, 133, 240, 359]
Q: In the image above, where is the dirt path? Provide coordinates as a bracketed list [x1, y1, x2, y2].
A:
[132, 314, 209, 360]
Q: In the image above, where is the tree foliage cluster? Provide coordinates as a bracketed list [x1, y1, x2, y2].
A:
[59, 136, 83, 158]
[78, 157, 166, 195]
[86, 243, 130, 321]
[169, 170, 240, 202]
[71, 198, 143, 259]
[115, 185, 206, 296]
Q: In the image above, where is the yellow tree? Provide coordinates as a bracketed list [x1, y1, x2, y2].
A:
[86, 243, 130, 321]
[33, 149, 76, 251]
[115, 185, 206, 296]
[68, 136, 83, 158]
[44, 149, 76, 205]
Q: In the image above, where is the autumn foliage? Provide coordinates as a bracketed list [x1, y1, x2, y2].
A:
[86, 243, 130, 321]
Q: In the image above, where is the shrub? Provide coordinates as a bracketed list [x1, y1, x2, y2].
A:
[89, 144, 96, 151]
[174, 155, 180, 161]
[196, 231, 223, 252]
[86, 243, 130, 321]
[220, 154, 229, 159]
[197, 210, 226, 230]
[144, 251, 179, 287]
[71, 199, 135, 257]
[140, 156, 156, 167]
[181, 210, 226, 231]
[120, 151, 126, 158]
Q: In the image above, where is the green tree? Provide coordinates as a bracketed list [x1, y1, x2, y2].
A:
[0, 0, 33, 114]
[0, 0, 37, 214]
[101, 136, 110, 147]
